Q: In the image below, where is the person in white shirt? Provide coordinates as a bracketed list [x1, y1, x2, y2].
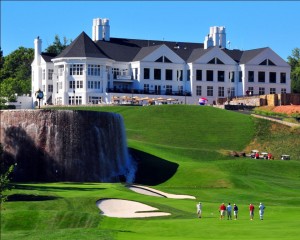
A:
[259, 203, 265, 220]
[196, 202, 202, 218]
[227, 203, 232, 220]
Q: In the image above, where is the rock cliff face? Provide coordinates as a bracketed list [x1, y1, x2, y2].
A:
[0, 110, 136, 182]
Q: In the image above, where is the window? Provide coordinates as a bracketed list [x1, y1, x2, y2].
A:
[48, 84, 53, 93]
[207, 58, 224, 64]
[155, 56, 163, 62]
[89, 96, 102, 104]
[218, 86, 225, 97]
[248, 71, 254, 82]
[270, 88, 276, 94]
[178, 86, 183, 95]
[88, 81, 94, 89]
[144, 84, 149, 93]
[218, 71, 225, 82]
[95, 81, 101, 89]
[112, 68, 120, 79]
[177, 70, 183, 81]
[48, 69, 54, 80]
[77, 81, 83, 89]
[229, 71, 235, 83]
[248, 87, 254, 95]
[42, 69, 46, 80]
[70, 64, 83, 75]
[133, 68, 138, 80]
[258, 72, 265, 83]
[196, 86, 202, 96]
[259, 87, 265, 95]
[196, 70, 202, 81]
[166, 69, 173, 80]
[280, 73, 286, 83]
[230, 87, 235, 97]
[187, 70, 190, 81]
[58, 65, 64, 76]
[144, 68, 150, 79]
[88, 65, 101, 76]
[207, 86, 213, 96]
[269, 72, 276, 83]
[281, 88, 286, 94]
[239, 71, 242, 82]
[58, 82, 62, 90]
[69, 81, 75, 89]
[206, 70, 213, 81]
[166, 85, 172, 95]
[154, 69, 161, 80]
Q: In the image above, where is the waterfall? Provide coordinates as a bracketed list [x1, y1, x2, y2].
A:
[0, 109, 136, 183]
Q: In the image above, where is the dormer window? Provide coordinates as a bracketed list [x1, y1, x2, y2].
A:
[259, 59, 276, 66]
[207, 57, 224, 64]
[155, 56, 173, 63]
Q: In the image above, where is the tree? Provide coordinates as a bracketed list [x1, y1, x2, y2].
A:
[0, 143, 15, 206]
[45, 34, 70, 55]
[287, 48, 300, 93]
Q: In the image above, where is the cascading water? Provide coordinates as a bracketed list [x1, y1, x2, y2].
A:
[0, 109, 136, 183]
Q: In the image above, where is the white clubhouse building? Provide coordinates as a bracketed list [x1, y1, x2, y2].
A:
[31, 18, 291, 105]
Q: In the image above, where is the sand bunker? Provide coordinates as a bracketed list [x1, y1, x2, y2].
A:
[96, 199, 171, 218]
[128, 185, 196, 199]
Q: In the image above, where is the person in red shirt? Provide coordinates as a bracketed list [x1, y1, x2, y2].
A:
[219, 203, 226, 220]
[249, 203, 255, 220]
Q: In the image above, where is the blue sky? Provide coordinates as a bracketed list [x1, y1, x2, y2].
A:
[1, 1, 300, 60]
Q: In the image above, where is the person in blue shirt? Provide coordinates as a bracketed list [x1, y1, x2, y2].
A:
[227, 203, 232, 220]
[233, 203, 238, 220]
[259, 203, 265, 220]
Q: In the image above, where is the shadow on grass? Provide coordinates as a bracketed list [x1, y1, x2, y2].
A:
[13, 184, 107, 192]
[130, 148, 178, 186]
[7, 194, 61, 202]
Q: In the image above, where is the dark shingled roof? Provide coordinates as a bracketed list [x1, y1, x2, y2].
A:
[41, 52, 57, 62]
[55, 32, 109, 59]
[49, 31, 269, 64]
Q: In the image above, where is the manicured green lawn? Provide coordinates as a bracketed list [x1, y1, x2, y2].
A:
[1, 105, 300, 239]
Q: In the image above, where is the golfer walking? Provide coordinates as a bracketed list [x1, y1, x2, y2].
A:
[259, 203, 265, 220]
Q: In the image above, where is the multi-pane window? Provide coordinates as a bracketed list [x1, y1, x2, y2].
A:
[280, 73, 286, 83]
[166, 85, 172, 94]
[281, 88, 286, 94]
[133, 68, 138, 80]
[48, 84, 53, 92]
[270, 88, 276, 94]
[177, 70, 183, 81]
[196, 70, 202, 81]
[70, 64, 83, 75]
[207, 70, 213, 81]
[178, 86, 183, 95]
[248, 87, 254, 95]
[144, 68, 150, 79]
[89, 96, 102, 104]
[248, 71, 254, 82]
[144, 84, 149, 93]
[230, 87, 235, 97]
[218, 86, 225, 97]
[77, 81, 83, 89]
[88, 65, 101, 76]
[207, 86, 213, 96]
[69, 81, 75, 89]
[42, 69, 46, 80]
[229, 71, 235, 82]
[196, 86, 202, 96]
[58, 65, 64, 76]
[154, 69, 161, 80]
[258, 71, 265, 83]
[166, 69, 173, 80]
[259, 87, 265, 95]
[269, 72, 276, 83]
[48, 69, 54, 80]
[88, 81, 101, 89]
[112, 68, 120, 79]
[218, 71, 225, 82]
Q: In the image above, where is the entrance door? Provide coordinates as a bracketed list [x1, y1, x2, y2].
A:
[155, 85, 161, 94]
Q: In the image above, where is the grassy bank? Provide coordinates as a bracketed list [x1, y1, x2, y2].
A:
[1, 105, 300, 239]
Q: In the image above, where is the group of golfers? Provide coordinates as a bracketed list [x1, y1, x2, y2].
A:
[196, 202, 266, 220]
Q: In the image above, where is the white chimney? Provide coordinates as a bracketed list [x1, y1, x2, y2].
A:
[204, 26, 226, 49]
[102, 18, 110, 41]
[92, 18, 103, 41]
[34, 36, 42, 64]
[219, 26, 226, 48]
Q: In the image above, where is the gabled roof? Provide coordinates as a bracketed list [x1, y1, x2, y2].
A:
[55, 31, 109, 59]
[133, 44, 163, 61]
[239, 47, 268, 64]
[187, 48, 212, 63]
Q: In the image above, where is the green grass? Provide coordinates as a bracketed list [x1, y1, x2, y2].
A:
[1, 105, 300, 239]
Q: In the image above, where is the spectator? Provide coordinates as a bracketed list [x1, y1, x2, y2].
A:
[219, 203, 226, 220]
[227, 203, 232, 220]
[249, 203, 255, 220]
[233, 203, 238, 220]
[196, 202, 202, 218]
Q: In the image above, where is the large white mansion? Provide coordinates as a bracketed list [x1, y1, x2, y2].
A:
[31, 18, 291, 105]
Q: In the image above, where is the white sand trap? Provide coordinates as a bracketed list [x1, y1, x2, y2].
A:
[97, 199, 171, 218]
[128, 185, 196, 199]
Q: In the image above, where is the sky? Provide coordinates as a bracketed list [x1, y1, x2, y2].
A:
[1, 1, 300, 60]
